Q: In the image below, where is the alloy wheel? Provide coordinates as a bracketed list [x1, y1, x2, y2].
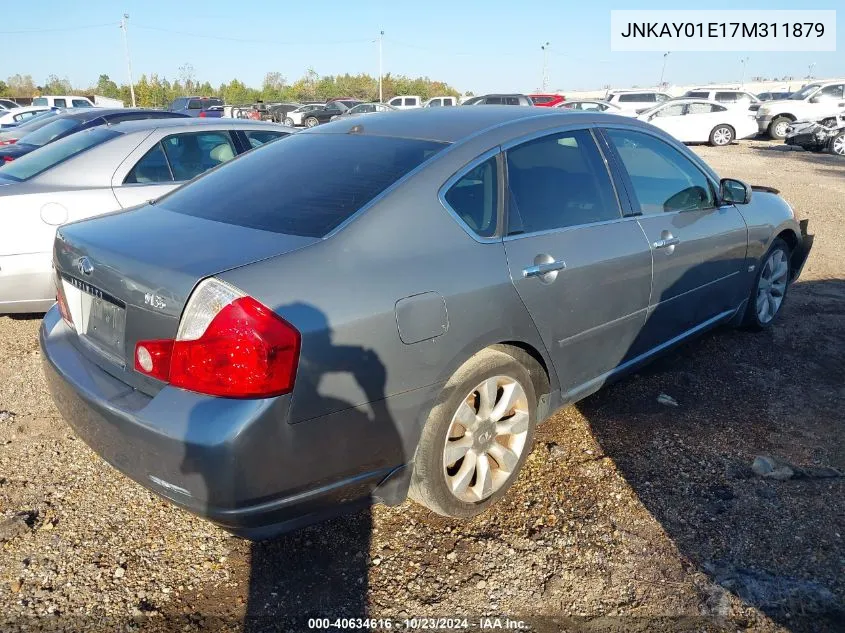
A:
[832, 134, 845, 156]
[442, 376, 530, 503]
[756, 249, 789, 324]
[713, 127, 733, 145]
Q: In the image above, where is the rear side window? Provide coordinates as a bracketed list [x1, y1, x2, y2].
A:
[404, 98, 416, 106]
[72, 99, 91, 107]
[506, 130, 620, 234]
[160, 134, 447, 237]
[54, 98, 67, 108]
[605, 128, 716, 214]
[687, 102, 717, 114]
[124, 143, 173, 184]
[243, 129, 288, 148]
[187, 100, 203, 110]
[32, 97, 48, 106]
[618, 94, 645, 103]
[486, 97, 503, 104]
[0, 128, 118, 181]
[686, 91, 709, 99]
[444, 156, 498, 238]
[162, 131, 237, 181]
[715, 92, 738, 102]
[505, 97, 519, 105]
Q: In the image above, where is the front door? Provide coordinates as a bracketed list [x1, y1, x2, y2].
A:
[602, 127, 748, 354]
[502, 128, 653, 397]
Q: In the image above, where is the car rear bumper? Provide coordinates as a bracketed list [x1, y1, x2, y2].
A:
[0, 252, 55, 313]
[40, 307, 410, 538]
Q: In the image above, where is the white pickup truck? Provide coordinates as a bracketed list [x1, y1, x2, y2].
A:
[756, 81, 845, 139]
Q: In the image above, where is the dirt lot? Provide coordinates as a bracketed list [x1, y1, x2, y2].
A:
[0, 141, 843, 633]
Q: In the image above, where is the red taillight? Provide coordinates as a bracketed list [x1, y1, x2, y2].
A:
[2, 155, 13, 162]
[135, 287, 300, 398]
[198, 111, 207, 118]
[56, 291, 73, 326]
[0, 139, 16, 145]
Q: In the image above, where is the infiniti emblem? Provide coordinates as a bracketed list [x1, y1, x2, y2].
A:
[77, 257, 93, 276]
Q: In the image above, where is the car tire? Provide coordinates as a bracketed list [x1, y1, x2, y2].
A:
[709, 124, 735, 146]
[409, 347, 538, 519]
[305, 116, 319, 128]
[742, 237, 791, 331]
[830, 132, 845, 156]
[768, 116, 792, 140]
[283, 117, 294, 127]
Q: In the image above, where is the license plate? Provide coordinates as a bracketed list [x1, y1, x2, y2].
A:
[61, 275, 126, 364]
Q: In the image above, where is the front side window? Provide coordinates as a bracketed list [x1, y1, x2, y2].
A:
[429, 99, 442, 107]
[506, 130, 620, 234]
[160, 134, 446, 238]
[444, 156, 498, 238]
[818, 84, 845, 100]
[404, 98, 416, 106]
[655, 93, 670, 102]
[388, 98, 402, 107]
[124, 143, 173, 184]
[161, 131, 237, 181]
[605, 128, 716, 214]
[187, 99, 202, 110]
[72, 99, 91, 107]
[687, 102, 718, 115]
[653, 104, 685, 118]
[791, 84, 821, 100]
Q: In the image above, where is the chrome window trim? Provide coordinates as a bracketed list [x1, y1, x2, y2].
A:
[437, 146, 502, 244]
[502, 214, 642, 243]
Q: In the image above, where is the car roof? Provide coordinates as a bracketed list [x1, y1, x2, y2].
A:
[107, 118, 290, 133]
[301, 106, 620, 143]
[49, 108, 171, 123]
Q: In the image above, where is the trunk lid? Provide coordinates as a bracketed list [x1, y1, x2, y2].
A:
[54, 204, 319, 395]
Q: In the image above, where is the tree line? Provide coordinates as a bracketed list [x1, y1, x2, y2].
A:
[0, 67, 463, 107]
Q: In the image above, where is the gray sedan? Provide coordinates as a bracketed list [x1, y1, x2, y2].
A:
[41, 108, 812, 538]
[0, 119, 292, 313]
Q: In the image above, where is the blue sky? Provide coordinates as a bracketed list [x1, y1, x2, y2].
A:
[1, 0, 841, 94]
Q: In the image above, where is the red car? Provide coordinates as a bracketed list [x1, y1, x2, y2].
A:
[529, 94, 565, 107]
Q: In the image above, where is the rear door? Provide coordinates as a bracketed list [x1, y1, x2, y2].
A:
[502, 128, 652, 396]
[644, 103, 690, 141]
[600, 126, 748, 353]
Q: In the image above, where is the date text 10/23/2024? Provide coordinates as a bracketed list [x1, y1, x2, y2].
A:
[610, 9, 836, 52]
[307, 618, 527, 630]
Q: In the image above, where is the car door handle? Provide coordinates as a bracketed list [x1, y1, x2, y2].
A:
[653, 237, 680, 249]
[523, 260, 567, 278]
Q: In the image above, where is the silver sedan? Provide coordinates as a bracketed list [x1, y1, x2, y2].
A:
[0, 119, 292, 313]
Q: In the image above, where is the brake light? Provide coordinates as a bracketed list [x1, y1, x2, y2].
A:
[55, 272, 74, 327]
[198, 111, 207, 118]
[134, 279, 300, 398]
[0, 139, 16, 145]
[2, 155, 13, 162]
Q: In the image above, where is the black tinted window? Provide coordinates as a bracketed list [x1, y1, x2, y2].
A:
[54, 99, 67, 108]
[618, 94, 643, 103]
[485, 97, 503, 104]
[686, 91, 709, 98]
[244, 130, 287, 149]
[124, 142, 173, 184]
[505, 97, 519, 105]
[506, 130, 619, 234]
[605, 129, 715, 214]
[445, 156, 498, 238]
[161, 134, 446, 237]
[187, 100, 202, 109]
[715, 92, 738, 102]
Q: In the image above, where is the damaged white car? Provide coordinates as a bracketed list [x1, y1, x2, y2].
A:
[785, 112, 845, 156]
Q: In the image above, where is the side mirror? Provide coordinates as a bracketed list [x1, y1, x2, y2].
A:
[720, 178, 752, 205]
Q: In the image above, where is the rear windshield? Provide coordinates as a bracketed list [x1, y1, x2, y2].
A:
[18, 117, 89, 147]
[0, 127, 119, 181]
[160, 133, 447, 237]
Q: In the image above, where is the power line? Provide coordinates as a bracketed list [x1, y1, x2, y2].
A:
[133, 24, 371, 46]
[0, 22, 118, 34]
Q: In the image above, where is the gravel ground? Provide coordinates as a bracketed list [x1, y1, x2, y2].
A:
[0, 140, 843, 633]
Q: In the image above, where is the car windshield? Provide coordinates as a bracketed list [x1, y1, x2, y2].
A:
[0, 127, 119, 181]
[790, 84, 821, 100]
[159, 133, 448, 238]
[17, 117, 88, 148]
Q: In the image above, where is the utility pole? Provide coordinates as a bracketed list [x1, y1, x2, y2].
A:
[808, 62, 816, 79]
[739, 56, 750, 88]
[659, 52, 670, 88]
[119, 14, 136, 107]
[379, 30, 384, 103]
[541, 42, 550, 92]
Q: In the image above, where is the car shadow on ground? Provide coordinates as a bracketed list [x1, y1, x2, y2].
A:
[171, 302, 405, 632]
[749, 143, 843, 165]
[577, 278, 845, 632]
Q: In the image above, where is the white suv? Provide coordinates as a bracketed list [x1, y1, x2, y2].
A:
[605, 90, 672, 113]
[683, 89, 760, 109]
[756, 81, 845, 139]
[31, 95, 94, 108]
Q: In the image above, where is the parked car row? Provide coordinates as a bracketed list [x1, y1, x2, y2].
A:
[7, 105, 808, 540]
